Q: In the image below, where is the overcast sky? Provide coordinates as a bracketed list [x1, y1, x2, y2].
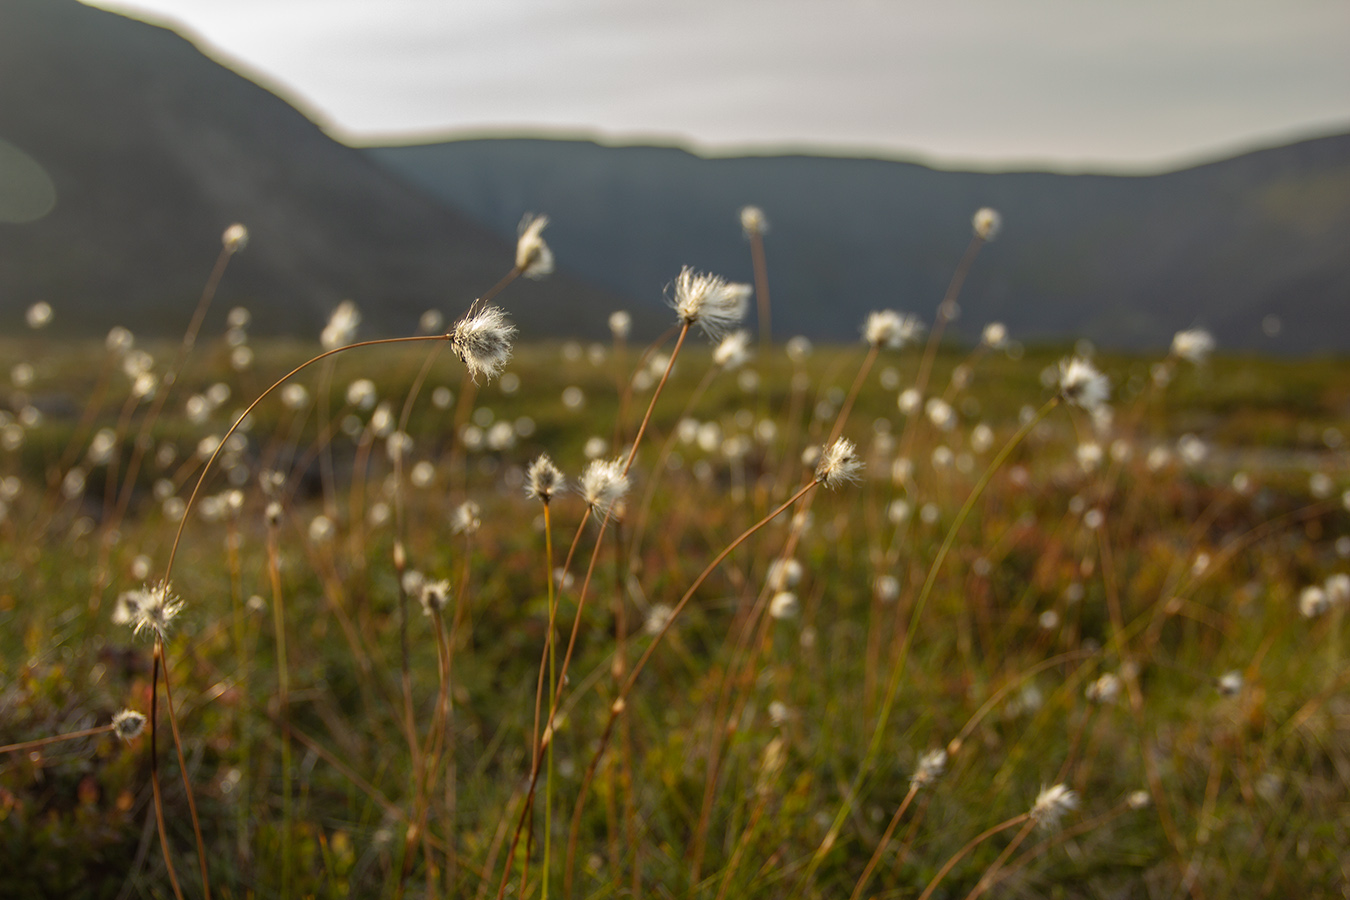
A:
[85, 0, 1350, 172]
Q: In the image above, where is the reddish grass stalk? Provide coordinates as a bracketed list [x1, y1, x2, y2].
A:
[916, 813, 1029, 900]
[564, 480, 818, 897]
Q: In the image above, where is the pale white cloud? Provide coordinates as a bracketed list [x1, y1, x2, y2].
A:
[83, 0, 1350, 170]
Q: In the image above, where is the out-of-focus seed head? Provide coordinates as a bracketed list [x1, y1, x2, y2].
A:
[451, 501, 481, 535]
[222, 223, 249, 254]
[1030, 784, 1078, 830]
[815, 438, 863, 489]
[105, 326, 134, 356]
[671, 267, 750, 340]
[418, 309, 445, 334]
[769, 591, 799, 620]
[526, 454, 565, 504]
[713, 330, 752, 370]
[972, 207, 1002, 240]
[1299, 585, 1329, 618]
[515, 213, 554, 279]
[450, 304, 516, 383]
[26, 302, 53, 330]
[608, 310, 632, 340]
[1217, 670, 1243, 696]
[910, 748, 947, 789]
[1057, 357, 1110, 412]
[419, 579, 451, 617]
[863, 310, 923, 349]
[112, 709, 147, 741]
[1085, 672, 1121, 704]
[321, 300, 361, 350]
[1171, 329, 1215, 365]
[740, 205, 767, 237]
[982, 322, 1008, 348]
[579, 457, 630, 520]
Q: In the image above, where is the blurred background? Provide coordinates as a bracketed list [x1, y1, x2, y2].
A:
[3, 0, 1348, 350]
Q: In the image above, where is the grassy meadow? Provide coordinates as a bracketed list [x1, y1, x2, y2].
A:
[2, 223, 1349, 900]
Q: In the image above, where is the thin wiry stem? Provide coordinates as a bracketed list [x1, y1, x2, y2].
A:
[794, 395, 1059, 897]
[916, 813, 1029, 900]
[159, 639, 212, 900]
[565, 480, 817, 897]
[848, 783, 920, 900]
[0, 724, 115, 755]
[161, 335, 447, 585]
[148, 650, 187, 900]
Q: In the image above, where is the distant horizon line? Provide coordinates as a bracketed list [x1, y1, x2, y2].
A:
[347, 122, 1350, 179]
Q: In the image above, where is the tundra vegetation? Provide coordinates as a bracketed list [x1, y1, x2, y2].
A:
[1, 211, 1347, 898]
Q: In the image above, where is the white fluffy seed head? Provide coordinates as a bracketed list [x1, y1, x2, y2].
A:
[526, 454, 565, 504]
[1171, 328, 1215, 365]
[1057, 357, 1110, 412]
[671, 267, 750, 339]
[321, 300, 361, 350]
[516, 213, 554, 279]
[815, 438, 863, 489]
[972, 207, 1002, 240]
[128, 582, 184, 640]
[910, 748, 948, 789]
[112, 709, 147, 741]
[221, 223, 249, 254]
[982, 322, 1008, 348]
[713, 330, 752, 370]
[740, 205, 767, 237]
[450, 304, 516, 383]
[26, 302, 53, 329]
[608, 310, 632, 340]
[863, 310, 923, 349]
[1299, 585, 1329, 618]
[579, 457, 630, 520]
[419, 579, 451, 617]
[451, 501, 481, 535]
[1030, 784, 1078, 830]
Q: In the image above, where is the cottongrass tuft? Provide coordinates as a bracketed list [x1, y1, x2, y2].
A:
[1217, 670, 1243, 696]
[815, 438, 864, 489]
[450, 304, 517, 383]
[769, 591, 799, 620]
[516, 213, 554, 279]
[451, 501, 482, 535]
[982, 322, 1008, 348]
[419, 580, 451, 617]
[579, 457, 630, 520]
[1298, 585, 1329, 618]
[712, 330, 753, 370]
[221, 223, 249, 254]
[112, 709, 147, 741]
[321, 300, 361, 350]
[740, 205, 767, 237]
[1085, 672, 1121, 704]
[864, 310, 923, 349]
[910, 748, 948, 789]
[127, 582, 184, 640]
[526, 454, 565, 504]
[671, 267, 751, 340]
[26, 302, 53, 330]
[1171, 328, 1215, 365]
[608, 310, 632, 340]
[972, 207, 1002, 240]
[1030, 783, 1078, 830]
[1057, 357, 1110, 412]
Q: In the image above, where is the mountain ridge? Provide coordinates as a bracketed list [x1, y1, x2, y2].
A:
[0, 0, 631, 340]
[368, 131, 1350, 352]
